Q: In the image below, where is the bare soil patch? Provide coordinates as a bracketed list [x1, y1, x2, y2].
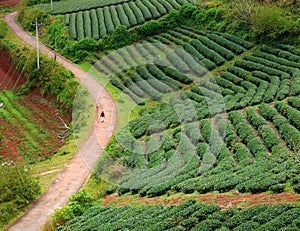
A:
[102, 192, 300, 209]
[0, 49, 70, 162]
[0, 49, 26, 90]
[0, 0, 21, 7]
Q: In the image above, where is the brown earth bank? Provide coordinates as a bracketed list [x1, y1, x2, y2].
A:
[0, 0, 21, 7]
[0, 48, 71, 162]
[102, 192, 300, 209]
[0, 49, 26, 90]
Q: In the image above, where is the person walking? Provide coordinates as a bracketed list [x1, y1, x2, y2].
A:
[100, 111, 105, 123]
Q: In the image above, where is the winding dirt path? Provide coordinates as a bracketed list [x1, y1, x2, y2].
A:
[3, 12, 117, 231]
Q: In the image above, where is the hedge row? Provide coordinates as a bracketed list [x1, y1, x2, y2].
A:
[110, 6, 122, 31]
[136, 0, 152, 20]
[207, 33, 244, 54]
[273, 115, 300, 150]
[83, 11, 91, 38]
[130, 72, 162, 100]
[67, 0, 187, 40]
[235, 60, 290, 79]
[287, 96, 300, 110]
[253, 50, 300, 69]
[244, 55, 296, 76]
[69, 13, 76, 39]
[166, 51, 190, 73]
[215, 32, 253, 49]
[191, 39, 225, 66]
[90, 9, 99, 39]
[136, 65, 171, 93]
[275, 101, 300, 129]
[198, 35, 235, 60]
[291, 71, 300, 96]
[159, 65, 193, 84]
[96, 8, 107, 37]
[175, 48, 207, 76]
[261, 45, 300, 63]
[147, 64, 182, 89]
[56, 201, 300, 231]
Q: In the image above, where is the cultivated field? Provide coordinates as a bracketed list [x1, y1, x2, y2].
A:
[93, 25, 300, 197]
[40, 0, 191, 40]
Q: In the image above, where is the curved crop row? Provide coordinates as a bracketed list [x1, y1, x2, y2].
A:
[67, 0, 189, 40]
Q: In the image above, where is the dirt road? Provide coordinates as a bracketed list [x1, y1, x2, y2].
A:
[3, 12, 117, 231]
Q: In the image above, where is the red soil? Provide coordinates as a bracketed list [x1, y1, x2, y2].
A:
[0, 50, 26, 90]
[0, 0, 21, 7]
[102, 192, 300, 209]
[0, 48, 70, 162]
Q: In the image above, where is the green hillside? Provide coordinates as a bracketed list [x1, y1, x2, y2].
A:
[57, 201, 300, 231]
[4, 0, 300, 230]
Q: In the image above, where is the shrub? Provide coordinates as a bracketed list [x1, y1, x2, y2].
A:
[147, 64, 182, 89]
[110, 6, 122, 29]
[246, 108, 266, 129]
[191, 219, 222, 231]
[75, 12, 84, 40]
[96, 8, 107, 38]
[160, 66, 192, 84]
[116, 4, 130, 28]
[191, 39, 225, 66]
[258, 125, 280, 150]
[129, 2, 145, 24]
[275, 101, 300, 129]
[250, 5, 299, 42]
[290, 72, 300, 96]
[287, 97, 300, 110]
[259, 103, 278, 120]
[0, 19, 8, 39]
[83, 11, 91, 38]
[276, 79, 290, 100]
[17, 7, 48, 31]
[198, 36, 234, 60]
[224, 204, 268, 229]
[218, 32, 253, 49]
[208, 33, 244, 54]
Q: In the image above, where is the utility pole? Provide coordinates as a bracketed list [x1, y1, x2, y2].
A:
[31, 18, 42, 69]
[53, 38, 57, 68]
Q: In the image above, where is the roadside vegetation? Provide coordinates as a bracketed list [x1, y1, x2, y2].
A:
[1, 0, 300, 230]
[0, 6, 93, 229]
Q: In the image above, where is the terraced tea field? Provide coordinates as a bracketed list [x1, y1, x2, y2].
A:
[91, 25, 300, 197]
[39, 0, 191, 40]
[57, 200, 300, 231]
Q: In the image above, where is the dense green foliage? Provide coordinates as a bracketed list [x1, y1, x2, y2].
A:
[11, 1, 300, 230]
[0, 165, 40, 229]
[63, 0, 189, 40]
[0, 19, 8, 39]
[56, 201, 300, 231]
[0, 40, 79, 109]
[17, 7, 49, 31]
[92, 25, 300, 196]
[39, 2, 300, 63]
[50, 190, 94, 227]
[36, 0, 134, 14]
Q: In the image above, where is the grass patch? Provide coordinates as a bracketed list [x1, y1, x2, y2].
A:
[72, 86, 95, 147]
[82, 173, 112, 200]
[78, 62, 144, 131]
[29, 138, 77, 193]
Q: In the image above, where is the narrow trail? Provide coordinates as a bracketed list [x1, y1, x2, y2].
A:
[3, 12, 117, 231]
